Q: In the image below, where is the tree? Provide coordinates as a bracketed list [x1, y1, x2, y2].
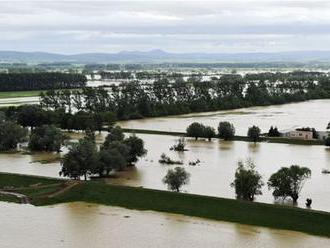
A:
[0, 121, 27, 151]
[186, 122, 205, 140]
[96, 148, 127, 177]
[17, 105, 47, 129]
[268, 165, 311, 203]
[162, 167, 190, 192]
[29, 125, 67, 152]
[203, 126, 216, 141]
[268, 126, 281, 137]
[103, 126, 125, 148]
[327, 122, 330, 130]
[248, 125, 261, 143]
[218, 121, 235, 140]
[325, 136, 330, 147]
[231, 160, 264, 201]
[60, 137, 98, 180]
[123, 135, 147, 165]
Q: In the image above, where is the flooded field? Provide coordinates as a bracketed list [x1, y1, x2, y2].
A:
[1, 201, 329, 248]
[1, 133, 330, 211]
[118, 99, 330, 135]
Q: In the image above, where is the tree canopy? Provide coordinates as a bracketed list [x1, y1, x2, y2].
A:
[162, 167, 190, 192]
[231, 160, 264, 201]
[248, 125, 261, 143]
[0, 121, 27, 151]
[218, 121, 235, 140]
[268, 165, 311, 203]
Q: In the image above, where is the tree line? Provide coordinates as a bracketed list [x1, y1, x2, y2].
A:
[164, 160, 311, 206]
[40, 71, 330, 120]
[0, 73, 86, 91]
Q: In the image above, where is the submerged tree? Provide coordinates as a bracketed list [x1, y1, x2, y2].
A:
[218, 121, 235, 140]
[0, 121, 27, 151]
[123, 135, 147, 165]
[268, 165, 311, 203]
[203, 126, 216, 141]
[29, 125, 67, 152]
[60, 137, 98, 180]
[247, 125, 261, 143]
[231, 160, 264, 201]
[162, 167, 190, 192]
[186, 122, 205, 140]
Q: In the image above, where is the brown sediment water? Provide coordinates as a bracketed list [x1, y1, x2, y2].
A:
[0, 201, 329, 248]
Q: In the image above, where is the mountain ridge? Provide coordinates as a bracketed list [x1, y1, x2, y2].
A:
[1, 49, 330, 63]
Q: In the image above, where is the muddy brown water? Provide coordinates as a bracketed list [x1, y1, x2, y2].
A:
[1, 132, 330, 211]
[1, 201, 329, 248]
[118, 99, 330, 135]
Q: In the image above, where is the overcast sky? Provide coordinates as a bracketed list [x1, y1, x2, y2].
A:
[1, 0, 330, 54]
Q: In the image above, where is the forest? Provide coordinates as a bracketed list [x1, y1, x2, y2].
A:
[0, 72, 87, 91]
[39, 71, 330, 120]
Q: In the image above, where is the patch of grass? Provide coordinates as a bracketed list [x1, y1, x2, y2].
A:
[0, 193, 21, 203]
[1, 172, 330, 237]
[42, 181, 330, 238]
[0, 172, 62, 188]
[0, 90, 43, 99]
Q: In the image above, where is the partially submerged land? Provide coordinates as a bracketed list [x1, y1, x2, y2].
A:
[0, 172, 330, 238]
[121, 128, 325, 146]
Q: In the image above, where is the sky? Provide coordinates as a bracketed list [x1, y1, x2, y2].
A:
[1, 0, 330, 54]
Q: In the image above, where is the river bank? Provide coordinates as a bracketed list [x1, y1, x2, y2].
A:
[1, 172, 330, 238]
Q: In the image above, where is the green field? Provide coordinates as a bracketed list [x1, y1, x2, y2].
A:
[0, 90, 43, 99]
[1, 172, 330, 237]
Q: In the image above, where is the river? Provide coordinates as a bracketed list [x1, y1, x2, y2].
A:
[1, 201, 329, 248]
[118, 99, 330, 135]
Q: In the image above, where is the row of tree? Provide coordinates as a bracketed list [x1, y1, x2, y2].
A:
[40, 71, 330, 119]
[0, 73, 86, 91]
[3, 105, 116, 132]
[164, 160, 311, 205]
[231, 160, 311, 203]
[186, 121, 261, 142]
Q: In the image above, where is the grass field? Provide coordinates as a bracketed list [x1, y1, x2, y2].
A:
[0, 90, 43, 99]
[1, 172, 330, 237]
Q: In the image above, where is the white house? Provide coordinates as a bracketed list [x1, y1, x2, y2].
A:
[283, 130, 314, 140]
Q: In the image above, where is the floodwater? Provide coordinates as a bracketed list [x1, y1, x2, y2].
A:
[118, 99, 330, 135]
[1, 133, 330, 211]
[1, 201, 329, 248]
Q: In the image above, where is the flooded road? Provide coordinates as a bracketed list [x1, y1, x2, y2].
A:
[118, 99, 330, 135]
[1, 201, 329, 248]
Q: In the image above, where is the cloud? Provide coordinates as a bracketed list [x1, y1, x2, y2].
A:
[0, 0, 330, 53]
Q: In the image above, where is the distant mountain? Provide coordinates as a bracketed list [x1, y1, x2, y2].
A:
[2, 49, 330, 64]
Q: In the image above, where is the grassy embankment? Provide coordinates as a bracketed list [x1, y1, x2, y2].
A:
[121, 128, 324, 146]
[0, 172, 330, 237]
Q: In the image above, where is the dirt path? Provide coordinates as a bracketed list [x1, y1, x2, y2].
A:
[46, 181, 80, 198]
